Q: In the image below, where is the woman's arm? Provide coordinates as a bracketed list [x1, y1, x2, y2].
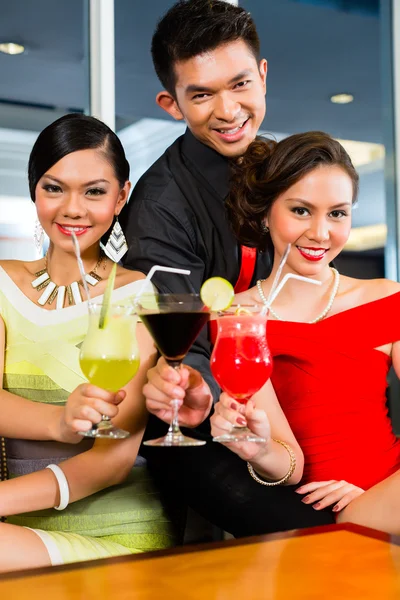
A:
[211, 380, 304, 485]
[0, 316, 124, 444]
[0, 324, 157, 517]
[144, 359, 304, 484]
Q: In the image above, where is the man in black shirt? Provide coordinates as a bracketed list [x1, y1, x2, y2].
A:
[121, 0, 335, 537]
[121, 0, 270, 400]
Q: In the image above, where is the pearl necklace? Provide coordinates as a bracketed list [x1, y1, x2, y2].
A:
[31, 253, 105, 309]
[256, 267, 340, 324]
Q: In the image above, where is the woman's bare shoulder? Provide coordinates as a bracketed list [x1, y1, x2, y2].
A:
[340, 275, 400, 305]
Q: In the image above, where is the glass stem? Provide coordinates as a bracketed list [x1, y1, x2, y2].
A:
[168, 399, 182, 435]
[166, 362, 183, 437]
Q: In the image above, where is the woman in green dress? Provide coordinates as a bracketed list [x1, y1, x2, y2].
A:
[0, 114, 174, 572]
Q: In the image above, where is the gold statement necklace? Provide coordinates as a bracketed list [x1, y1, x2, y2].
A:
[31, 253, 105, 309]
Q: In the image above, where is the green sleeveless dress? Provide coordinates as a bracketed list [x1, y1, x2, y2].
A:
[0, 267, 175, 564]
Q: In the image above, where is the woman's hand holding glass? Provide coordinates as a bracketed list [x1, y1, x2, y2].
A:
[210, 306, 272, 443]
[210, 393, 272, 462]
[143, 356, 213, 428]
[78, 302, 140, 438]
[59, 383, 125, 442]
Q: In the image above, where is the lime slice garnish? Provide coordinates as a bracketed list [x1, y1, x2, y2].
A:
[98, 262, 117, 329]
[200, 277, 234, 311]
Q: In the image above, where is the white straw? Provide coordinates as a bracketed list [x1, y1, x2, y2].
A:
[259, 243, 321, 315]
[71, 232, 92, 302]
[268, 273, 321, 307]
[134, 265, 191, 300]
[267, 243, 291, 306]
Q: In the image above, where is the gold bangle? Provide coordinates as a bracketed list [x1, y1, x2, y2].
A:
[247, 439, 296, 486]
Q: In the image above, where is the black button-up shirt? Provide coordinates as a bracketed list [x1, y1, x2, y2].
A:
[120, 128, 271, 406]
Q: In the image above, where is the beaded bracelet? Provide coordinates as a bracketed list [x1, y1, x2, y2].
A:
[0, 437, 7, 483]
[0, 437, 7, 522]
[247, 439, 296, 486]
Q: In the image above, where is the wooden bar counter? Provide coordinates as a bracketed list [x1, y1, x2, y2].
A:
[1, 523, 399, 599]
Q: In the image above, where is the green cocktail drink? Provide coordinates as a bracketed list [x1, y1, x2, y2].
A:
[79, 303, 139, 438]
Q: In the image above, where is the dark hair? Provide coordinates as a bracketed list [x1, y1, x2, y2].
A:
[151, 0, 260, 95]
[226, 131, 359, 252]
[28, 113, 130, 202]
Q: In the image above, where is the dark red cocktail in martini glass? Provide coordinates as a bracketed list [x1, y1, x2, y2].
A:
[135, 293, 209, 447]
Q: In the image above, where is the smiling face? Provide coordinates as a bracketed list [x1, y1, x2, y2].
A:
[34, 148, 130, 255]
[266, 165, 354, 277]
[156, 40, 267, 158]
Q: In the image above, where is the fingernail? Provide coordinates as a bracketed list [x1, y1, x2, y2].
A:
[173, 388, 183, 397]
[302, 496, 311, 504]
[332, 505, 340, 512]
[313, 503, 321, 510]
[230, 402, 237, 410]
[295, 487, 304, 494]
[236, 417, 247, 426]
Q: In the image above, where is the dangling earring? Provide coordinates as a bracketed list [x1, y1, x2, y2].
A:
[34, 218, 44, 254]
[262, 223, 270, 233]
[104, 217, 128, 262]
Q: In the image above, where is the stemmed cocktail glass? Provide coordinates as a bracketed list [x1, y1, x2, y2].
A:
[79, 302, 140, 439]
[134, 293, 209, 447]
[211, 305, 272, 443]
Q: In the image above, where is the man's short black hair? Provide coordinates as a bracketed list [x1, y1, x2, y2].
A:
[151, 0, 260, 96]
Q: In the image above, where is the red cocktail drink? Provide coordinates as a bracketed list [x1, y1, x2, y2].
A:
[211, 308, 272, 442]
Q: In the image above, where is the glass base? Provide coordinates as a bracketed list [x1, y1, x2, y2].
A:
[213, 426, 266, 444]
[143, 432, 206, 447]
[78, 419, 130, 439]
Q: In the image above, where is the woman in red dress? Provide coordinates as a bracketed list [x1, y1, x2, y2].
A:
[145, 131, 400, 534]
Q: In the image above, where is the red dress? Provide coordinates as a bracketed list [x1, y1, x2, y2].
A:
[267, 292, 400, 490]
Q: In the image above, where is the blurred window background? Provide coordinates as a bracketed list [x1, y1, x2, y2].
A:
[0, 0, 87, 259]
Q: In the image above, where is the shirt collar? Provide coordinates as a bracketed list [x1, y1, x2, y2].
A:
[181, 128, 230, 200]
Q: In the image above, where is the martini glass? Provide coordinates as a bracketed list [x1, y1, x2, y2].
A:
[211, 305, 272, 443]
[134, 293, 209, 447]
[79, 302, 140, 439]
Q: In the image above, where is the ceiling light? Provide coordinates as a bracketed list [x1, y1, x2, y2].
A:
[330, 93, 354, 104]
[0, 42, 25, 55]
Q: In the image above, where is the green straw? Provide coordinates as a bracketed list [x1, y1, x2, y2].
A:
[98, 262, 117, 329]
